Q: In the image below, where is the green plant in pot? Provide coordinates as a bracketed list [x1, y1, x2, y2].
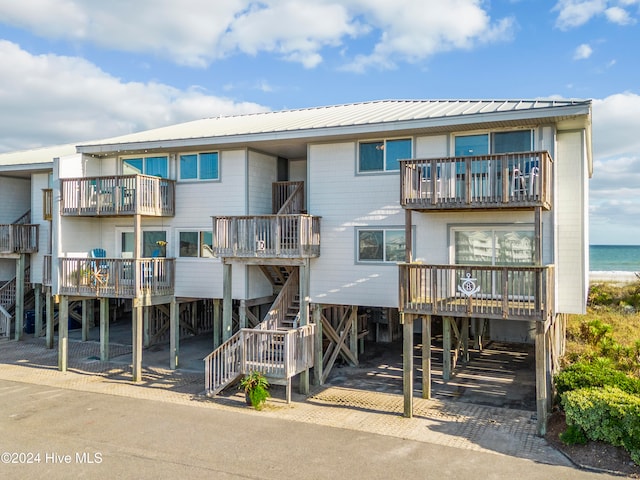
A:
[239, 371, 270, 410]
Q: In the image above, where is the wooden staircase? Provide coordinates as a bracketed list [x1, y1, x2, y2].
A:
[204, 268, 314, 401]
[0, 266, 34, 338]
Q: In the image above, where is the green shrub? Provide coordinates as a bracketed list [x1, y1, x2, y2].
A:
[559, 424, 588, 445]
[561, 386, 640, 464]
[554, 359, 640, 397]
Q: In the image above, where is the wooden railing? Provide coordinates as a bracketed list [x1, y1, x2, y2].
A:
[204, 324, 315, 396]
[273, 181, 304, 214]
[60, 174, 175, 216]
[58, 257, 174, 298]
[0, 266, 30, 311]
[43, 189, 53, 221]
[212, 214, 320, 259]
[398, 263, 554, 321]
[43, 254, 52, 287]
[400, 151, 553, 210]
[262, 268, 299, 328]
[0, 224, 39, 254]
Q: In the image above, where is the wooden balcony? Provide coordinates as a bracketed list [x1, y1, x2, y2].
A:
[58, 257, 174, 299]
[43, 254, 52, 287]
[400, 151, 552, 211]
[0, 224, 39, 254]
[212, 215, 321, 260]
[60, 175, 175, 217]
[398, 263, 554, 321]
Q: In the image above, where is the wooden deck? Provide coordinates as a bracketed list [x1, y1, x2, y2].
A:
[400, 151, 552, 211]
[398, 263, 554, 321]
[60, 174, 175, 217]
[0, 224, 39, 254]
[58, 257, 175, 299]
[212, 214, 320, 259]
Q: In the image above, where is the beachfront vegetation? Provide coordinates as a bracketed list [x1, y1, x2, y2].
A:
[555, 278, 640, 463]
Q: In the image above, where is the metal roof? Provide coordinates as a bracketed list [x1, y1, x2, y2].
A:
[0, 143, 77, 175]
[77, 99, 592, 154]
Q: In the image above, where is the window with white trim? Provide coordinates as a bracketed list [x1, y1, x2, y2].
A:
[179, 152, 219, 181]
[358, 138, 412, 173]
[121, 230, 167, 258]
[452, 226, 534, 266]
[454, 130, 534, 157]
[178, 231, 214, 258]
[357, 228, 406, 263]
[122, 155, 169, 178]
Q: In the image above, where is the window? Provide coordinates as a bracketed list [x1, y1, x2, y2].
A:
[179, 231, 214, 258]
[357, 228, 405, 263]
[453, 227, 534, 266]
[121, 231, 167, 257]
[123, 156, 168, 178]
[455, 130, 533, 157]
[180, 152, 219, 180]
[358, 138, 412, 173]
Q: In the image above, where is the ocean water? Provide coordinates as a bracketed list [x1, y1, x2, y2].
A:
[590, 245, 640, 272]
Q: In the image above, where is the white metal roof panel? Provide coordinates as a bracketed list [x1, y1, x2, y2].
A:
[77, 99, 591, 153]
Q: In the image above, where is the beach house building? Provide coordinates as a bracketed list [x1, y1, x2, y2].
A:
[0, 99, 592, 433]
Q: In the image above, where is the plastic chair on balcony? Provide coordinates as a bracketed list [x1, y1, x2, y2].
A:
[420, 164, 441, 199]
[511, 161, 539, 197]
[89, 248, 109, 286]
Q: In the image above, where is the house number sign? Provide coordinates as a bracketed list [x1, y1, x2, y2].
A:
[457, 273, 481, 297]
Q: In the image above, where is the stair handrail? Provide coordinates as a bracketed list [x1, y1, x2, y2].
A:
[204, 329, 244, 395]
[0, 305, 11, 338]
[12, 210, 31, 225]
[275, 181, 304, 215]
[0, 265, 32, 310]
[261, 268, 299, 329]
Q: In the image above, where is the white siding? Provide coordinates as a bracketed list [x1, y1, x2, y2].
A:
[415, 134, 448, 158]
[248, 150, 276, 214]
[555, 130, 588, 314]
[0, 177, 30, 223]
[309, 142, 404, 308]
[289, 159, 307, 182]
[29, 173, 51, 284]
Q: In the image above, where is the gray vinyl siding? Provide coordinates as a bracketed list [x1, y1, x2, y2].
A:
[555, 130, 588, 314]
[308, 141, 403, 308]
[247, 150, 276, 214]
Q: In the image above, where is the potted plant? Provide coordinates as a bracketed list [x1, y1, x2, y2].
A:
[239, 371, 270, 410]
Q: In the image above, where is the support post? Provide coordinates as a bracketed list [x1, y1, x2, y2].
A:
[143, 306, 150, 347]
[213, 299, 221, 348]
[299, 261, 311, 394]
[402, 313, 414, 418]
[462, 317, 469, 364]
[222, 263, 232, 341]
[81, 300, 89, 342]
[100, 298, 109, 361]
[14, 254, 25, 340]
[239, 299, 247, 329]
[536, 320, 549, 436]
[45, 289, 53, 349]
[422, 315, 431, 399]
[34, 284, 42, 337]
[169, 298, 179, 370]
[443, 316, 452, 381]
[312, 304, 323, 386]
[349, 306, 358, 363]
[58, 295, 68, 372]
[132, 306, 143, 382]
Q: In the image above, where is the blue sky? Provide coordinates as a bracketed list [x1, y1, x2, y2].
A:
[0, 0, 639, 245]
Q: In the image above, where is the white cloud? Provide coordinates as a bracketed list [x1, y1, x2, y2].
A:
[590, 93, 640, 244]
[0, 41, 268, 152]
[0, 0, 514, 71]
[573, 43, 593, 59]
[605, 6, 636, 23]
[553, 0, 638, 29]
